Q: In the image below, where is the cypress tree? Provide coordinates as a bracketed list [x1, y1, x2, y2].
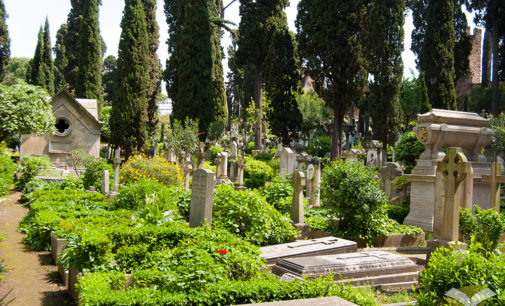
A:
[263, 28, 302, 144]
[63, 0, 85, 92]
[110, 0, 150, 159]
[0, 0, 10, 81]
[102, 54, 116, 105]
[27, 27, 44, 86]
[423, 0, 457, 110]
[368, 0, 405, 165]
[75, 0, 103, 105]
[237, 0, 289, 149]
[143, 0, 161, 138]
[41, 18, 54, 95]
[418, 73, 431, 113]
[54, 24, 68, 91]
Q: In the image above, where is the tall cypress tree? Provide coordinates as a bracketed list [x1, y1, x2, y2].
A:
[368, 0, 404, 165]
[237, 0, 289, 149]
[27, 27, 44, 86]
[63, 0, 85, 92]
[110, 0, 150, 159]
[75, 0, 103, 104]
[42, 18, 54, 95]
[0, 0, 10, 81]
[143, 0, 161, 138]
[54, 24, 68, 92]
[263, 28, 302, 144]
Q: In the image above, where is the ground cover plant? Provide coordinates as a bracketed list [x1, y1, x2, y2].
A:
[243, 156, 274, 188]
[15, 154, 51, 191]
[0, 146, 15, 196]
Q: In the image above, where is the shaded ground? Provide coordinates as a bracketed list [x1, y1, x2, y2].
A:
[0, 192, 72, 306]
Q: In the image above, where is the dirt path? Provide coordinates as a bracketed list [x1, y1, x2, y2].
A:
[0, 192, 71, 306]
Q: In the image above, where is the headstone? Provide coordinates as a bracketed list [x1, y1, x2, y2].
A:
[236, 156, 246, 190]
[271, 251, 418, 285]
[291, 170, 306, 224]
[220, 152, 229, 178]
[259, 237, 358, 265]
[101, 170, 109, 195]
[165, 148, 177, 164]
[108, 148, 121, 198]
[481, 163, 505, 211]
[230, 141, 238, 159]
[189, 169, 215, 228]
[280, 148, 295, 176]
[435, 147, 473, 241]
[379, 163, 404, 199]
[184, 163, 193, 192]
[366, 149, 379, 167]
[296, 153, 309, 170]
[309, 162, 321, 207]
[197, 142, 206, 169]
[87, 186, 96, 193]
[214, 154, 222, 178]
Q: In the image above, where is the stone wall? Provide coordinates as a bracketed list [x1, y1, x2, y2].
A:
[455, 27, 482, 98]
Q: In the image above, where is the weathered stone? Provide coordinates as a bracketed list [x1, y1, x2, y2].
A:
[291, 170, 306, 224]
[380, 163, 403, 199]
[280, 148, 295, 176]
[101, 170, 109, 195]
[189, 169, 214, 228]
[482, 162, 505, 211]
[259, 237, 357, 265]
[108, 148, 121, 198]
[236, 296, 357, 306]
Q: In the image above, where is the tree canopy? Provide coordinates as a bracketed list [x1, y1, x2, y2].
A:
[0, 0, 10, 81]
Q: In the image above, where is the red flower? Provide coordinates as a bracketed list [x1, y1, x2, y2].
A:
[218, 249, 228, 255]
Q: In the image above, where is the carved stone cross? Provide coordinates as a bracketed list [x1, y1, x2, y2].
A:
[437, 147, 473, 242]
[482, 163, 505, 211]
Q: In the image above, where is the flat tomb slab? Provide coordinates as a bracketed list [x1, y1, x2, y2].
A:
[271, 251, 418, 280]
[260, 237, 357, 265]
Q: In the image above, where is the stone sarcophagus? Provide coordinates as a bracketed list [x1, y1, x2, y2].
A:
[404, 109, 494, 232]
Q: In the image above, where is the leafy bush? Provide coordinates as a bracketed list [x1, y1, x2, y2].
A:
[416, 243, 505, 305]
[395, 131, 425, 174]
[15, 155, 52, 190]
[267, 158, 280, 175]
[209, 145, 224, 164]
[213, 185, 298, 246]
[245, 141, 255, 155]
[244, 157, 274, 189]
[459, 206, 505, 252]
[259, 176, 293, 214]
[385, 204, 409, 224]
[120, 154, 183, 188]
[321, 160, 389, 239]
[70, 150, 111, 190]
[254, 152, 273, 162]
[0, 147, 16, 196]
[308, 136, 331, 158]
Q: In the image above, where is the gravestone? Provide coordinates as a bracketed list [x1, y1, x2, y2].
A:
[280, 148, 295, 176]
[379, 163, 403, 200]
[197, 142, 206, 169]
[296, 153, 309, 170]
[165, 148, 177, 164]
[366, 149, 379, 167]
[101, 170, 109, 195]
[230, 141, 238, 159]
[184, 162, 193, 191]
[307, 162, 321, 207]
[482, 163, 505, 211]
[291, 170, 306, 224]
[189, 169, 215, 228]
[272, 251, 418, 288]
[259, 237, 357, 265]
[108, 148, 121, 198]
[214, 154, 222, 178]
[235, 156, 247, 191]
[344, 149, 361, 162]
[215, 151, 232, 186]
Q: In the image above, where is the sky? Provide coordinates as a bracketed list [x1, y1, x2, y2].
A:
[4, 0, 476, 81]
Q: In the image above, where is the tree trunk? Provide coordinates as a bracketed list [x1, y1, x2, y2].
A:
[253, 67, 263, 150]
[330, 112, 343, 160]
[491, 20, 500, 116]
[381, 142, 388, 167]
[482, 28, 492, 88]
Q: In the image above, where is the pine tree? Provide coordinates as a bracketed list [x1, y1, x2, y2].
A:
[236, 0, 289, 149]
[263, 28, 302, 144]
[110, 0, 150, 159]
[297, 1, 369, 159]
[368, 0, 405, 166]
[41, 18, 54, 95]
[143, 0, 161, 138]
[53, 24, 68, 91]
[0, 0, 10, 81]
[75, 0, 103, 105]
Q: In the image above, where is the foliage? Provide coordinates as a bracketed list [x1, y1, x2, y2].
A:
[164, 119, 200, 164]
[243, 156, 275, 189]
[321, 161, 389, 239]
[385, 204, 409, 224]
[0, 0, 9, 81]
[209, 145, 223, 164]
[416, 243, 505, 305]
[27, 20, 54, 94]
[308, 136, 331, 158]
[119, 154, 183, 188]
[4, 57, 30, 85]
[70, 149, 111, 190]
[489, 112, 505, 158]
[459, 206, 505, 252]
[254, 152, 273, 162]
[395, 131, 425, 173]
[259, 176, 293, 214]
[110, 0, 150, 159]
[0, 147, 15, 196]
[213, 185, 298, 246]
[53, 24, 68, 92]
[15, 155, 51, 191]
[296, 90, 332, 138]
[0, 83, 55, 143]
[100, 105, 111, 142]
[296, 1, 369, 159]
[102, 55, 116, 105]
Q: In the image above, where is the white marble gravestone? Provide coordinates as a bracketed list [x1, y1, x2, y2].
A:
[189, 169, 215, 228]
[280, 148, 295, 176]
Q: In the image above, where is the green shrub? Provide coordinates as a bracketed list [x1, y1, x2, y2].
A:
[321, 160, 389, 239]
[0, 148, 16, 196]
[459, 206, 505, 252]
[385, 204, 409, 224]
[120, 154, 184, 188]
[244, 157, 274, 189]
[259, 176, 293, 214]
[395, 131, 424, 174]
[15, 155, 52, 190]
[308, 136, 331, 158]
[213, 185, 298, 246]
[245, 141, 255, 154]
[209, 145, 224, 164]
[254, 152, 273, 162]
[416, 243, 505, 305]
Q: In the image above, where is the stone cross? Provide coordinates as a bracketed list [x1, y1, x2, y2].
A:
[436, 147, 473, 242]
[297, 153, 309, 170]
[219, 152, 229, 179]
[291, 170, 306, 224]
[109, 148, 121, 198]
[189, 169, 215, 228]
[237, 156, 245, 189]
[482, 163, 505, 211]
[379, 163, 404, 199]
[101, 170, 109, 195]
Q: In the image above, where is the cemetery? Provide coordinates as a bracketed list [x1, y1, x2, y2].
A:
[0, 0, 505, 305]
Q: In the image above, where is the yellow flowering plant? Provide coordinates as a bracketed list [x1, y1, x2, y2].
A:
[120, 154, 184, 188]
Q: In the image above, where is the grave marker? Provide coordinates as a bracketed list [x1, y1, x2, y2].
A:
[108, 148, 121, 198]
[280, 148, 295, 176]
[482, 163, 505, 211]
[291, 170, 306, 224]
[189, 169, 215, 228]
[380, 163, 403, 199]
[101, 170, 109, 195]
